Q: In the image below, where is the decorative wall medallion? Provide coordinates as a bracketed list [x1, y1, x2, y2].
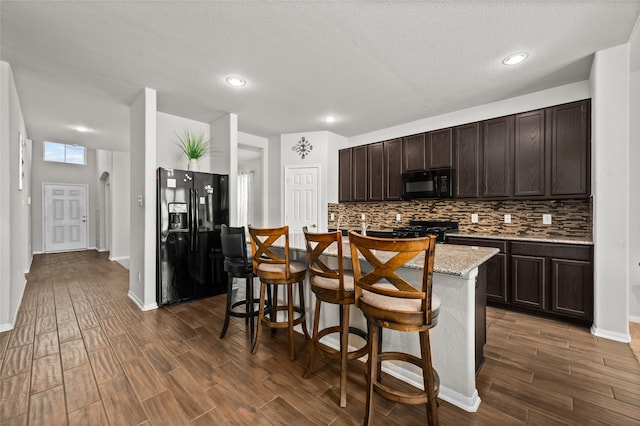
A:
[292, 137, 313, 159]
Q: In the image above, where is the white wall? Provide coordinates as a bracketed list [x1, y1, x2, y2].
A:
[96, 149, 113, 251]
[211, 114, 238, 224]
[110, 151, 131, 267]
[156, 111, 211, 172]
[267, 136, 282, 227]
[0, 61, 32, 331]
[628, 21, 640, 322]
[590, 44, 631, 341]
[129, 88, 157, 311]
[31, 142, 98, 253]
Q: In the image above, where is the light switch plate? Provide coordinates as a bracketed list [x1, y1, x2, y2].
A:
[330, 213, 335, 221]
[396, 214, 401, 222]
[471, 213, 479, 223]
[543, 214, 552, 225]
[504, 214, 511, 224]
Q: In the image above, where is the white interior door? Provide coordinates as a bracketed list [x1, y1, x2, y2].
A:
[44, 183, 88, 252]
[284, 166, 319, 235]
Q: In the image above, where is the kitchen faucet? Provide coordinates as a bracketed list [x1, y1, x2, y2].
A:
[336, 214, 348, 230]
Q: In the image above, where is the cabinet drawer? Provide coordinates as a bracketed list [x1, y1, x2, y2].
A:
[511, 242, 591, 261]
[448, 237, 508, 253]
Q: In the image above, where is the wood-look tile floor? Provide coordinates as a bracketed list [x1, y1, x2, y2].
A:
[1, 251, 639, 425]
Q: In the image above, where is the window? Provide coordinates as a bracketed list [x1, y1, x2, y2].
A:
[43, 141, 86, 165]
[237, 171, 254, 227]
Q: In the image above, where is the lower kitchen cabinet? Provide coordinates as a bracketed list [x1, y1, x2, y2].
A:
[448, 237, 593, 325]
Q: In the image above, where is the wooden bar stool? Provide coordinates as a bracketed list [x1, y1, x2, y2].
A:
[219, 225, 262, 342]
[348, 231, 441, 426]
[248, 225, 310, 360]
[302, 227, 367, 408]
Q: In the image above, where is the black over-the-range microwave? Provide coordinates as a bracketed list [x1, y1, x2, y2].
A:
[401, 168, 453, 200]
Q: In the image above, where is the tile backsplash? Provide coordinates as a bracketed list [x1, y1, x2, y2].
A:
[328, 198, 592, 240]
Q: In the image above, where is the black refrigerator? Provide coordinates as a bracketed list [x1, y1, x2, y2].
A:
[156, 167, 229, 305]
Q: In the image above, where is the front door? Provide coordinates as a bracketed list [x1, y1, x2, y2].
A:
[43, 183, 88, 252]
[284, 166, 319, 235]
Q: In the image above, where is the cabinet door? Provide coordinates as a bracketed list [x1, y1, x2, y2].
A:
[511, 255, 545, 310]
[402, 133, 426, 172]
[514, 109, 545, 197]
[486, 253, 508, 304]
[368, 142, 384, 201]
[454, 123, 481, 198]
[384, 138, 403, 200]
[338, 149, 352, 202]
[352, 145, 368, 202]
[550, 100, 590, 197]
[427, 128, 453, 169]
[482, 116, 513, 198]
[551, 259, 592, 320]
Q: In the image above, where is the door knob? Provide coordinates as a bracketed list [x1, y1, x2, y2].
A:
[311, 224, 317, 228]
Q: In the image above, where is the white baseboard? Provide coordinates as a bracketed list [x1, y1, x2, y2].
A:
[97, 248, 108, 253]
[32, 250, 44, 255]
[591, 325, 631, 343]
[629, 315, 640, 324]
[110, 256, 130, 270]
[127, 290, 158, 311]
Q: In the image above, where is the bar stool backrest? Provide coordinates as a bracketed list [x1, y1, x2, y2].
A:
[220, 225, 250, 270]
[303, 227, 347, 296]
[348, 231, 437, 326]
[247, 225, 293, 279]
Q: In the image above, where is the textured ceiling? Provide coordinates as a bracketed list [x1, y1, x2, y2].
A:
[1, 1, 639, 152]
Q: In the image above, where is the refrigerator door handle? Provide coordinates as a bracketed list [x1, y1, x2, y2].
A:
[190, 188, 196, 252]
[194, 188, 199, 249]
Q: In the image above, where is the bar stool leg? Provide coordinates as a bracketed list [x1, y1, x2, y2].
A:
[420, 330, 438, 425]
[251, 281, 267, 354]
[247, 276, 255, 343]
[271, 285, 278, 335]
[298, 280, 310, 339]
[287, 284, 296, 360]
[339, 304, 350, 408]
[303, 297, 322, 378]
[220, 274, 234, 338]
[364, 321, 379, 426]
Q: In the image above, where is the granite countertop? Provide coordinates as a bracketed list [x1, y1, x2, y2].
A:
[284, 232, 498, 277]
[447, 232, 593, 245]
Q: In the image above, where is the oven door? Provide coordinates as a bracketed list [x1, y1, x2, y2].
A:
[402, 170, 437, 200]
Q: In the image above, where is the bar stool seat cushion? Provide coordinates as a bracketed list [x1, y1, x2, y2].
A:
[312, 271, 355, 291]
[361, 284, 441, 318]
[224, 258, 253, 275]
[257, 260, 306, 274]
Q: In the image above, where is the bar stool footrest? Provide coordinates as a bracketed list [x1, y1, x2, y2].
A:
[372, 351, 440, 404]
[316, 326, 368, 361]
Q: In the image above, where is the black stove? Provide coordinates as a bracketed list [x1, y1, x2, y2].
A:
[392, 221, 459, 243]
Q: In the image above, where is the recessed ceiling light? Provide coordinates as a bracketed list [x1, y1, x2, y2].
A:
[325, 116, 337, 123]
[71, 125, 91, 133]
[226, 76, 246, 87]
[502, 52, 529, 66]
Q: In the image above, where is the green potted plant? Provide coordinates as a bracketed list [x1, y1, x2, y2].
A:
[175, 129, 210, 171]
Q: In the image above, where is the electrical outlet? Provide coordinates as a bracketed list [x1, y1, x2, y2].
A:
[361, 213, 365, 220]
[504, 214, 512, 224]
[396, 213, 401, 222]
[330, 213, 335, 221]
[543, 214, 552, 225]
[137, 271, 142, 282]
[471, 213, 479, 223]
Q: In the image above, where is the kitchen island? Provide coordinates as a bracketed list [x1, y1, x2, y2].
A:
[274, 232, 498, 412]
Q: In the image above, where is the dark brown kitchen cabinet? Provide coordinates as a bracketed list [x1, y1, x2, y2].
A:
[551, 258, 592, 320]
[367, 142, 384, 201]
[447, 236, 508, 304]
[454, 123, 481, 198]
[384, 138, 403, 200]
[402, 133, 426, 172]
[511, 255, 546, 311]
[427, 128, 453, 169]
[352, 145, 368, 202]
[338, 148, 352, 202]
[514, 109, 546, 197]
[482, 116, 513, 198]
[549, 100, 591, 197]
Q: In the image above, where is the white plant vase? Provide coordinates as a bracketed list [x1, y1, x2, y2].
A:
[187, 158, 199, 171]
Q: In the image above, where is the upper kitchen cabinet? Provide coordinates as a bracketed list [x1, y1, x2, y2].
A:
[402, 133, 426, 172]
[514, 109, 546, 197]
[427, 128, 453, 169]
[454, 123, 481, 198]
[352, 145, 368, 202]
[384, 138, 403, 201]
[482, 116, 513, 198]
[549, 100, 591, 197]
[368, 142, 385, 201]
[338, 148, 352, 202]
